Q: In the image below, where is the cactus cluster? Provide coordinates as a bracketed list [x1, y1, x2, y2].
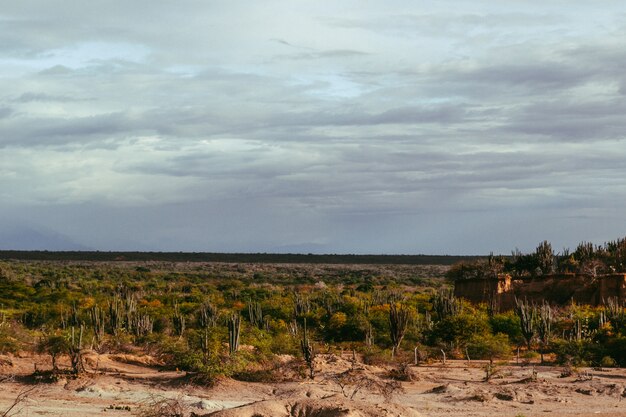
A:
[389, 303, 410, 357]
[228, 314, 240, 355]
[432, 289, 462, 320]
[300, 318, 315, 378]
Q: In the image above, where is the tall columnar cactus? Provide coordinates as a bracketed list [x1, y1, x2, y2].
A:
[320, 290, 340, 316]
[201, 327, 210, 365]
[300, 318, 315, 378]
[515, 297, 537, 349]
[365, 323, 374, 347]
[535, 240, 554, 275]
[422, 310, 434, 331]
[603, 297, 625, 331]
[247, 301, 264, 329]
[198, 301, 219, 328]
[69, 325, 85, 375]
[293, 292, 311, 317]
[228, 314, 240, 355]
[172, 303, 186, 337]
[108, 294, 123, 335]
[70, 302, 80, 327]
[537, 301, 553, 363]
[124, 294, 137, 333]
[389, 303, 410, 357]
[432, 289, 462, 321]
[90, 305, 106, 343]
[132, 313, 153, 337]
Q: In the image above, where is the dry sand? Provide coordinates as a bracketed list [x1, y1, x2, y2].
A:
[1, 352, 625, 417]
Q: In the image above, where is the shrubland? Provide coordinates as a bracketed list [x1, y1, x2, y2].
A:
[0, 248, 625, 385]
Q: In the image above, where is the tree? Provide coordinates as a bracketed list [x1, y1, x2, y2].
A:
[537, 302, 553, 363]
[514, 298, 536, 350]
[389, 303, 410, 357]
[535, 240, 554, 275]
[37, 334, 68, 371]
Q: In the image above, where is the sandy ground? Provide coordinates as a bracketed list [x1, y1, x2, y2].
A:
[1, 352, 625, 417]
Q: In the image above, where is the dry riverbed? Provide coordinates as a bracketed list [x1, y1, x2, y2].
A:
[1, 352, 625, 417]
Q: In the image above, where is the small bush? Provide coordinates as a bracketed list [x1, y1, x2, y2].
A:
[134, 394, 188, 417]
[466, 333, 511, 361]
[0, 322, 30, 354]
[552, 339, 601, 366]
[600, 356, 617, 368]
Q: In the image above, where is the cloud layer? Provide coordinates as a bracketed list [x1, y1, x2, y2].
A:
[1, 1, 625, 254]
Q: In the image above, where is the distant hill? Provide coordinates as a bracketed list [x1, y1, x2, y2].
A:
[0, 251, 480, 265]
[0, 226, 91, 251]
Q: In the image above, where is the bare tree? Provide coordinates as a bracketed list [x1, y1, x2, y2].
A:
[389, 303, 410, 357]
[1, 386, 38, 417]
[514, 298, 536, 350]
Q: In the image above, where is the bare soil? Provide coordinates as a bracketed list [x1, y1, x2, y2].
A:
[1, 352, 625, 417]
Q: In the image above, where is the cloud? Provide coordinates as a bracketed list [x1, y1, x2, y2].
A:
[1, 2, 626, 253]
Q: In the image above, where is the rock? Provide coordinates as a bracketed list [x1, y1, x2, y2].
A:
[194, 400, 225, 411]
[429, 384, 449, 393]
[495, 392, 515, 401]
[575, 388, 595, 396]
[0, 355, 13, 367]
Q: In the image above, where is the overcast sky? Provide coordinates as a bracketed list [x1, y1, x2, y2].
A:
[1, 1, 625, 254]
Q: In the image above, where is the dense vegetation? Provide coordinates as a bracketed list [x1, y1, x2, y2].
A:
[0, 253, 625, 385]
[446, 237, 626, 280]
[0, 251, 476, 265]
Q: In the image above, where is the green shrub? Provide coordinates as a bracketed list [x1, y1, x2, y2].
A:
[552, 339, 602, 366]
[0, 322, 30, 354]
[489, 311, 523, 345]
[600, 356, 617, 367]
[466, 333, 511, 360]
[428, 309, 491, 347]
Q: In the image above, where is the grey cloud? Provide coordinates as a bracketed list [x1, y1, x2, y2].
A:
[14, 92, 91, 103]
[321, 12, 562, 38]
[504, 99, 626, 141]
[0, 107, 13, 119]
[277, 49, 369, 61]
[448, 62, 594, 91]
[1, 2, 626, 253]
[0, 112, 139, 147]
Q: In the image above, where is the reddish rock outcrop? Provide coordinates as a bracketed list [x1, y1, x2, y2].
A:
[454, 273, 626, 309]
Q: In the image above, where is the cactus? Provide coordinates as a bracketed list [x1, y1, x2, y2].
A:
[432, 289, 462, 321]
[603, 297, 625, 331]
[535, 240, 555, 275]
[293, 292, 311, 317]
[228, 314, 240, 355]
[108, 294, 124, 335]
[515, 297, 537, 349]
[69, 302, 80, 327]
[300, 318, 315, 378]
[198, 301, 219, 328]
[201, 327, 210, 365]
[90, 306, 106, 343]
[247, 300, 264, 329]
[132, 313, 153, 337]
[124, 294, 137, 334]
[537, 301, 552, 363]
[172, 303, 186, 337]
[422, 310, 433, 331]
[365, 323, 374, 347]
[288, 319, 299, 336]
[69, 325, 85, 375]
[319, 290, 340, 316]
[389, 303, 410, 357]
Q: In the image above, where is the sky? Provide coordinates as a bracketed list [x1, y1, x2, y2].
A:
[1, 1, 626, 254]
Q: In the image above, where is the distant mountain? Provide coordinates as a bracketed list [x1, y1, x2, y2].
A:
[0, 225, 91, 250]
[270, 242, 332, 254]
